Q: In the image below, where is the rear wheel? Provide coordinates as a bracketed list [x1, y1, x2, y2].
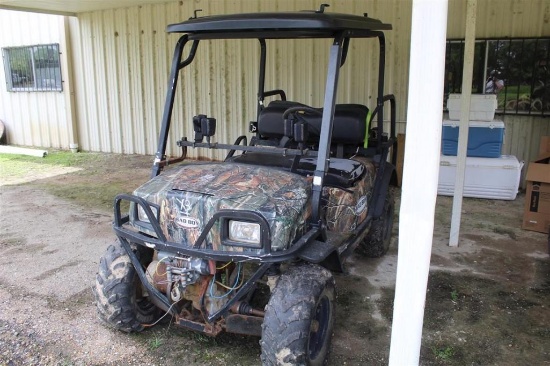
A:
[93, 240, 159, 332]
[261, 263, 335, 366]
[358, 188, 395, 257]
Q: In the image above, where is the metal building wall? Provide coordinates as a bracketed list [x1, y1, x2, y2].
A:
[0, 10, 72, 149]
[68, 0, 412, 160]
[68, 0, 550, 165]
[446, 0, 550, 185]
[448, 0, 550, 38]
[502, 115, 550, 184]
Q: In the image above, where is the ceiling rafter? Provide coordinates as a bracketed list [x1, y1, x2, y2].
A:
[0, 0, 171, 16]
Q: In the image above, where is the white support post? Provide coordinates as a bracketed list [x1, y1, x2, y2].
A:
[388, 0, 448, 364]
[449, 0, 478, 247]
[59, 16, 79, 149]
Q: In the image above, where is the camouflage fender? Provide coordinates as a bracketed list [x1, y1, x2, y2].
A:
[322, 156, 376, 232]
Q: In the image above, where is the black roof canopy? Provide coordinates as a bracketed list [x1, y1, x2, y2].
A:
[167, 11, 392, 39]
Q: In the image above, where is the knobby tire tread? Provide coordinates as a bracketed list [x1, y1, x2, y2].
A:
[93, 241, 157, 333]
[261, 263, 335, 366]
[357, 188, 396, 258]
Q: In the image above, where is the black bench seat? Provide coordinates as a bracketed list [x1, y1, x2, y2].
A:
[258, 100, 369, 146]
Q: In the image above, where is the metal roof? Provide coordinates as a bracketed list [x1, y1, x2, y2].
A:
[167, 11, 392, 39]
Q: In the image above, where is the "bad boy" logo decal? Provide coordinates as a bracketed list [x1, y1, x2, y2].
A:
[174, 198, 200, 229]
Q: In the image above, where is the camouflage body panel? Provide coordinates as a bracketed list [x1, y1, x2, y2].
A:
[133, 162, 311, 252]
[322, 156, 376, 232]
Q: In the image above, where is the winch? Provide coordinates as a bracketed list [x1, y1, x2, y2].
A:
[145, 252, 211, 302]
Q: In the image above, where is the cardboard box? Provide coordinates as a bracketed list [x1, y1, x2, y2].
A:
[538, 136, 550, 157]
[523, 137, 550, 234]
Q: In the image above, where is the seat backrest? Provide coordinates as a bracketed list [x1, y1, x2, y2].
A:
[258, 100, 368, 145]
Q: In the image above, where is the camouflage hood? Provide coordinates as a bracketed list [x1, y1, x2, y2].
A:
[133, 162, 312, 251]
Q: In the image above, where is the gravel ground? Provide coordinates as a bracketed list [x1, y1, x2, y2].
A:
[0, 153, 548, 365]
[0, 185, 161, 366]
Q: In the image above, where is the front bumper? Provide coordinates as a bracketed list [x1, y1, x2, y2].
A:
[113, 193, 343, 325]
[114, 193, 325, 263]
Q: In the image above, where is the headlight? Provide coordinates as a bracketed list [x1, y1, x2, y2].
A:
[228, 220, 261, 245]
[137, 204, 158, 223]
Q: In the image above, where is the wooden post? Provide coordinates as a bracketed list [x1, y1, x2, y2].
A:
[388, 0, 449, 364]
[449, 0, 478, 247]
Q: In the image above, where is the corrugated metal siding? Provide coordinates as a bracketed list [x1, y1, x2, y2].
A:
[69, 0, 550, 163]
[501, 114, 550, 186]
[0, 10, 71, 149]
[448, 0, 550, 38]
[447, 0, 550, 186]
[69, 0, 413, 159]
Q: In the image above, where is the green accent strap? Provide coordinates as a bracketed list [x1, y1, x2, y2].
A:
[364, 109, 372, 148]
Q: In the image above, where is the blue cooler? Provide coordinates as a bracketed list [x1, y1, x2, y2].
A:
[442, 120, 505, 158]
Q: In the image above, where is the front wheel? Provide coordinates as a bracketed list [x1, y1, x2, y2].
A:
[261, 263, 335, 366]
[93, 240, 159, 332]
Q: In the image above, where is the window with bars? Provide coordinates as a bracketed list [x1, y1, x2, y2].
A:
[445, 38, 550, 116]
[2, 43, 62, 92]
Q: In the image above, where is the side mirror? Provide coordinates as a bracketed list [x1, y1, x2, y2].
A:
[193, 115, 217, 143]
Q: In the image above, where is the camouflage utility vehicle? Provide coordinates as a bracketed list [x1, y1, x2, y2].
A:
[94, 5, 397, 365]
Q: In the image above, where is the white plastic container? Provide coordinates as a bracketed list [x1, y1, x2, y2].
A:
[438, 155, 523, 200]
[447, 94, 498, 121]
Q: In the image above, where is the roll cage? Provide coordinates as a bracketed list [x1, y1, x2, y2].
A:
[150, 10, 396, 226]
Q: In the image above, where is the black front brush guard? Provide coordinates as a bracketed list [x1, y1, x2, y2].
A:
[112, 189, 382, 324]
[113, 194, 325, 324]
[114, 194, 324, 262]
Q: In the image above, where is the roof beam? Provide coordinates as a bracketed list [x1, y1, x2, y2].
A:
[0, 4, 76, 16]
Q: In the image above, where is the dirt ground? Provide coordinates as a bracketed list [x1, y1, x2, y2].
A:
[0, 152, 548, 366]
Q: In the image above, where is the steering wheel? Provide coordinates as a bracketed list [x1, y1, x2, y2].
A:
[280, 106, 323, 146]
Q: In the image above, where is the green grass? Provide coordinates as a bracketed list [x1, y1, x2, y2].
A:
[451, 290, 459, 302]
[0, 151, 102, 181]
[149, 335, 164, 350]
[498, 84, 532, 109]
[0, 150, 99, 167]
[0, 151, 140, 211]
[432, 345, 455, 361]
[41, 181, 131, 211]
[493, 225, 517, 240]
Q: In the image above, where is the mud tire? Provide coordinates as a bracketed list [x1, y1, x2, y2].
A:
[261, 263, 335, 366]
[93, 240, 158, 332]
[358, 188, 395, 258]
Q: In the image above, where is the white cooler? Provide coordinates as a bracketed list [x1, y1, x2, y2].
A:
[447, 94, 498, 121]
[438, 155, 523, 200]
